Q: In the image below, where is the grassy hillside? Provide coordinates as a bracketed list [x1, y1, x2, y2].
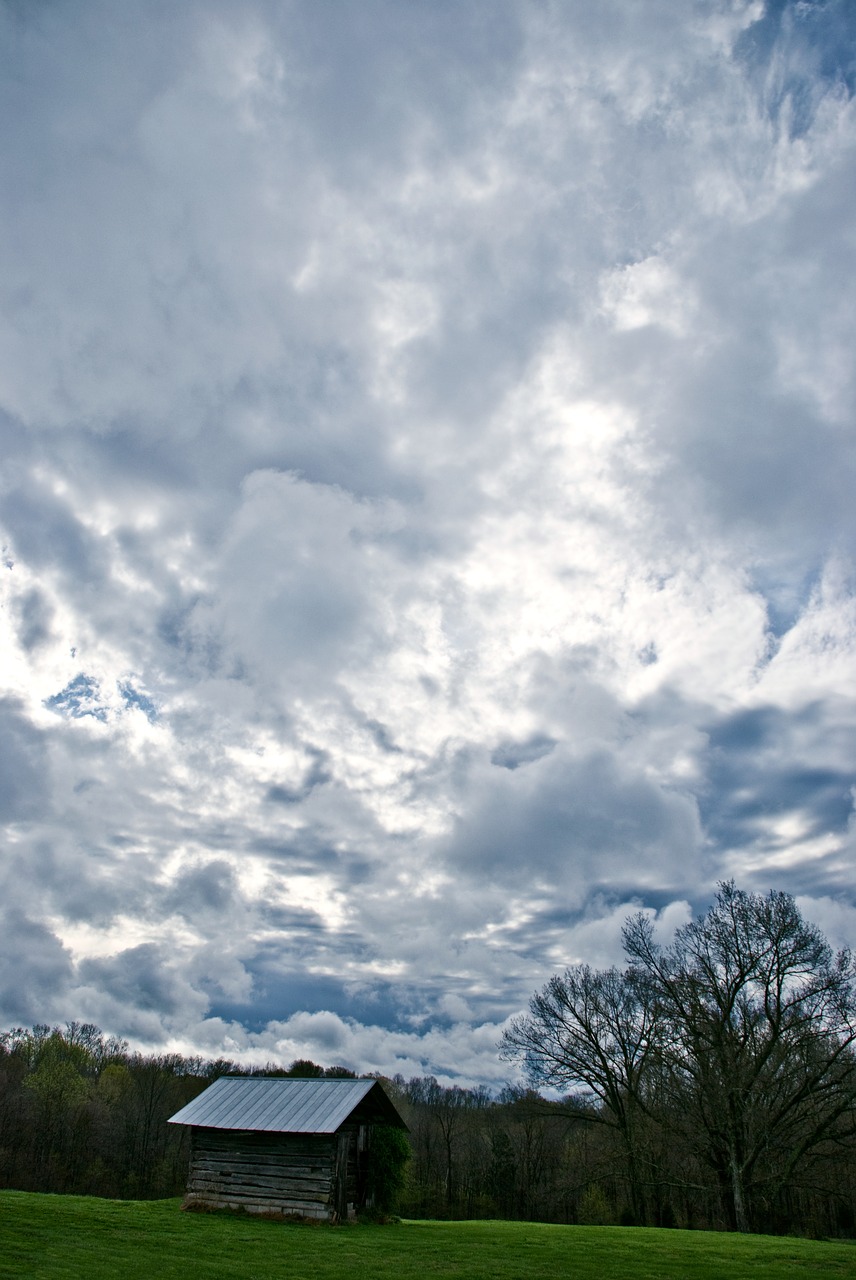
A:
[1, 1192, 854, 1279]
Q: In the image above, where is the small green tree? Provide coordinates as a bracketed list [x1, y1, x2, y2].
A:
[577, 1183, 614, 1225]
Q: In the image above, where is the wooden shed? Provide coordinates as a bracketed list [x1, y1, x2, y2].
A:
[167, 1076, 407, 1222]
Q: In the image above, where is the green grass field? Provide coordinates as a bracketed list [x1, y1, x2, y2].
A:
[1, 1192, 854, 1280]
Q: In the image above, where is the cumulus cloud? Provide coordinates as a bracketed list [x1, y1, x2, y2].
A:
[0, 0, 854, 1085]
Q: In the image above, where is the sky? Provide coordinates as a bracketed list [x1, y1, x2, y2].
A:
[1, 0, 855, 1087]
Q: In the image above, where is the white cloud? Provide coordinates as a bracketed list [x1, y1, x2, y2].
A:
[600, 257, 696, 335]
[0, 0, 854, 1084]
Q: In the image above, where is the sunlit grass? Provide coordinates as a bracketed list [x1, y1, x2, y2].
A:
[1, 1192, 854, 1279]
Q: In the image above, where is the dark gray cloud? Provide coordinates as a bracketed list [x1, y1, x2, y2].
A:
[701, 700, 856, 870]
[440, 747, 702, 892]
[161, 859, 238, 918]
[11, 586, 53, 651]
[77, 943, 210, 1037]
[0, 910, 73, 1023]
[0, 697, 47, 821]
[491, 735, 557, 771]
[1, 483, 108, 584]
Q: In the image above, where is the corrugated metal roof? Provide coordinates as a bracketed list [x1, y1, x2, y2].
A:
[167, 1077, 396, 1134]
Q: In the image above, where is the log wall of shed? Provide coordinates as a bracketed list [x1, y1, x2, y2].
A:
[186, 1128, 341, 1221]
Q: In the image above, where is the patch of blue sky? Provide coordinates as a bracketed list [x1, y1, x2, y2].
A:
[737, 0, 856, 137]
[44, 674, 108, 722]
[118, 682, 157, 722]
[749, 563, 821, 641]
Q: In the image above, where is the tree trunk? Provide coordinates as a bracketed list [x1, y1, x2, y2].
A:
[728, 1145, 749, 1233]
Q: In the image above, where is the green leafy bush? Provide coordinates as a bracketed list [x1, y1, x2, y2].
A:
[365, 1125, 410, 1215]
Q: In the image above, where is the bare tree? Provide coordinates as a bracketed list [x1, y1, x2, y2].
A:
[502, 885, 856, 1232]
[623, 882, 856, 1232]
[500, 964, 659, 1220]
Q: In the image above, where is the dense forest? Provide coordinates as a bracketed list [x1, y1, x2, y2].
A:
[2, 887, 854, 1237]
[0, 1021, 854, 1236]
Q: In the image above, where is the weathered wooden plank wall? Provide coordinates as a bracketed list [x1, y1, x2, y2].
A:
[185, 1129, 339, 1220]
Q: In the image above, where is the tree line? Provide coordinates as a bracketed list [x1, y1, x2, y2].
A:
[0, 1030, 370, 1201]
[1, 885, 854, 1235]
[0, 1030, 613, 1220]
